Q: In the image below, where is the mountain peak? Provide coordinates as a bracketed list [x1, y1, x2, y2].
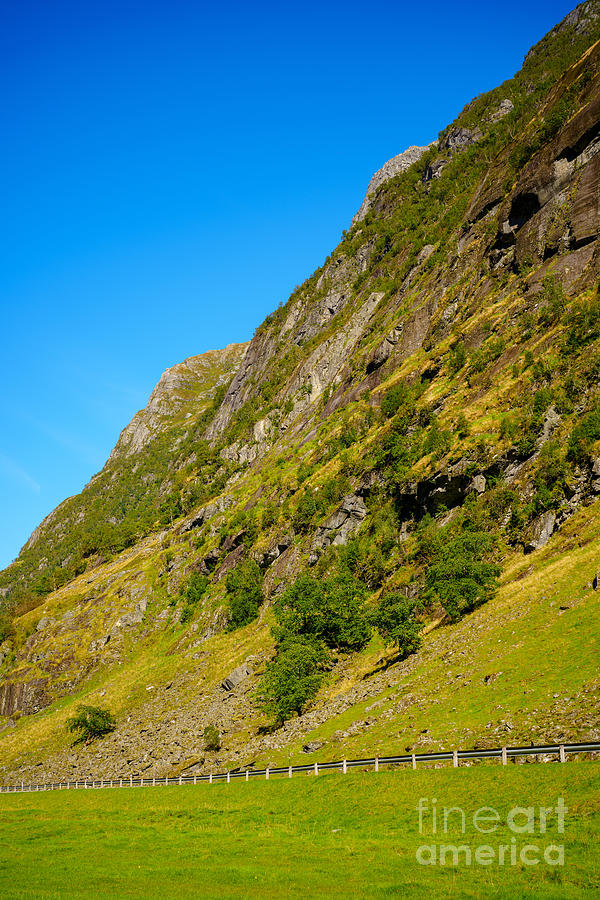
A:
[352, 144, 433, 224]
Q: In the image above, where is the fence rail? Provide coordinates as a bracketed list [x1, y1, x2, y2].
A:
[1, 741, 598, 794]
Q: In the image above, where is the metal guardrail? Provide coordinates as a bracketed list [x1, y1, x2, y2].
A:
[1, 741, 598, 793]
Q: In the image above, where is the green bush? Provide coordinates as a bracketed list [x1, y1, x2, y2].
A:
[66, 705, 116, 744]
[203, 725, 221, 752]
[372, 593, 422, 659]
[422, 528, 500, 622]
[256, 635, 330, 724]
[274, 571, 371, 652]
[292, 490, 317, 533]
[180, 572, 209, 625]
[448, 342, 467, 374]
[567, 406, 600, 464]
[225, 560, 264, 630]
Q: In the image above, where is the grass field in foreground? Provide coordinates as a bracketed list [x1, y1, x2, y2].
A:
[0, 761, 599, 899]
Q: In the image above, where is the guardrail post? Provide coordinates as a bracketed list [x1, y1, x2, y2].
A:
[153, 777, 156, 786]
[502, 746, 507, 765]
[246, 770, 249, 781]
[179, 775, 182, 785]
[209, 773, 213, 784]
[130, 775, 133, 787]
[314, 762, 318, 776]
[375, 756, 379, 773]
[227, 771, 230, 783]
[193, 775, 197, 785]
[288, 765, 293, 778]
[559, 745, 566, 763]
[453, 750, 458, 768]
[412, 754, 416, 770]
[266, 767, 270, 780]
[343, 759, 347, 774]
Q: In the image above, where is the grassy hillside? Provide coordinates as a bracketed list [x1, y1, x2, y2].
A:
[1, 763, 599, 898]
[1, 3, 599, 784]
[0, 495, 598, 783]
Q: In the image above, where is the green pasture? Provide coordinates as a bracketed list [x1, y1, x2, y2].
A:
[1, 760, 599, 899]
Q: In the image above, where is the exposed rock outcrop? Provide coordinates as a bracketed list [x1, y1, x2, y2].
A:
[352, 145, 432, 224]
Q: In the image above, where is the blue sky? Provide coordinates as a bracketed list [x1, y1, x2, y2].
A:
[0, 0, 576, 568]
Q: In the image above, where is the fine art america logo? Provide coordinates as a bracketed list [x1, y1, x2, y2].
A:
[416, 797, 567, 867]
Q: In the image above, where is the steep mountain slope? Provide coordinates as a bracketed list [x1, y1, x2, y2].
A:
[1, 3, 599, 783]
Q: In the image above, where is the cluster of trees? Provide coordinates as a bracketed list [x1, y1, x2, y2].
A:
[256, 570, 424, 725]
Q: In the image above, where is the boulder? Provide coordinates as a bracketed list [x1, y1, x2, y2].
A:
[312, 494, 368, 553]
[524, 511, 556, 553]
[221, 661, 253, 692]
[111, 598, 147, 632]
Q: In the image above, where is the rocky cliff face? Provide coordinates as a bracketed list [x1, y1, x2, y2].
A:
[1, 2, 600, 784]
[352, 145, 433, 224]
[110, 343, 248, 459]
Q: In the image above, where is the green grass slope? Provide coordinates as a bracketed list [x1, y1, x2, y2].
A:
[1, 763, 599, 899]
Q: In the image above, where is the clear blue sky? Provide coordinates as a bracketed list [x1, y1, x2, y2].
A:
[0, 0, 576, 568]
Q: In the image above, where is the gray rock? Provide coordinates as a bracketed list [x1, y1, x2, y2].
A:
[524, 511, 556, 553]
[221, 662, 253, 692]
[302, 741, 325, 753]
[111, 598, 147, 632]
[89, 634, 111, 652]
[36, 616, 55, 632]
[312, 494, 368, 553]
[422, 158, 448, 184]
[490, 99, 514, 123]
[469, 475, 486, 494]
[441, 126, 483, 152]
[353, 145, 433, 223]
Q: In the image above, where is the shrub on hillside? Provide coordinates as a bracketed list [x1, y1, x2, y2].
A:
[567, 406, 600, 464]
[371, 593, 422, 659]
[225, 560, 264, 630]
[256, 635, 330, 724]
[66, 705, 116, 744]
[274, 571, 371, 652]
[422, 529, 500, 622]
[180, 572, 209, 625]
[203, 724, 221, 752]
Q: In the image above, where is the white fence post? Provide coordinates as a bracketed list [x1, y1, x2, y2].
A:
[289, 765, 293, 778]
[559, 745, 566, 763]
[453, 750, 458, 768]
[130, 775, 133, 787]
[179, 775, 182, 785]
[314, 762, 318, 776]
[343, 759, 347, 774]
[502, 746, 507, 765]
[209, 773, 213, 784]
[412, 754, 416, 770]
[227, 771, 230, 783]
[193, 775, 197, 785]
[375, 757, 379, 773]
[246, 770, 249, 782]
[266, 767, 270, 780]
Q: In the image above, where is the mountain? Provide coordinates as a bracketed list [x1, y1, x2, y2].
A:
[1, 2, 599, 783]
